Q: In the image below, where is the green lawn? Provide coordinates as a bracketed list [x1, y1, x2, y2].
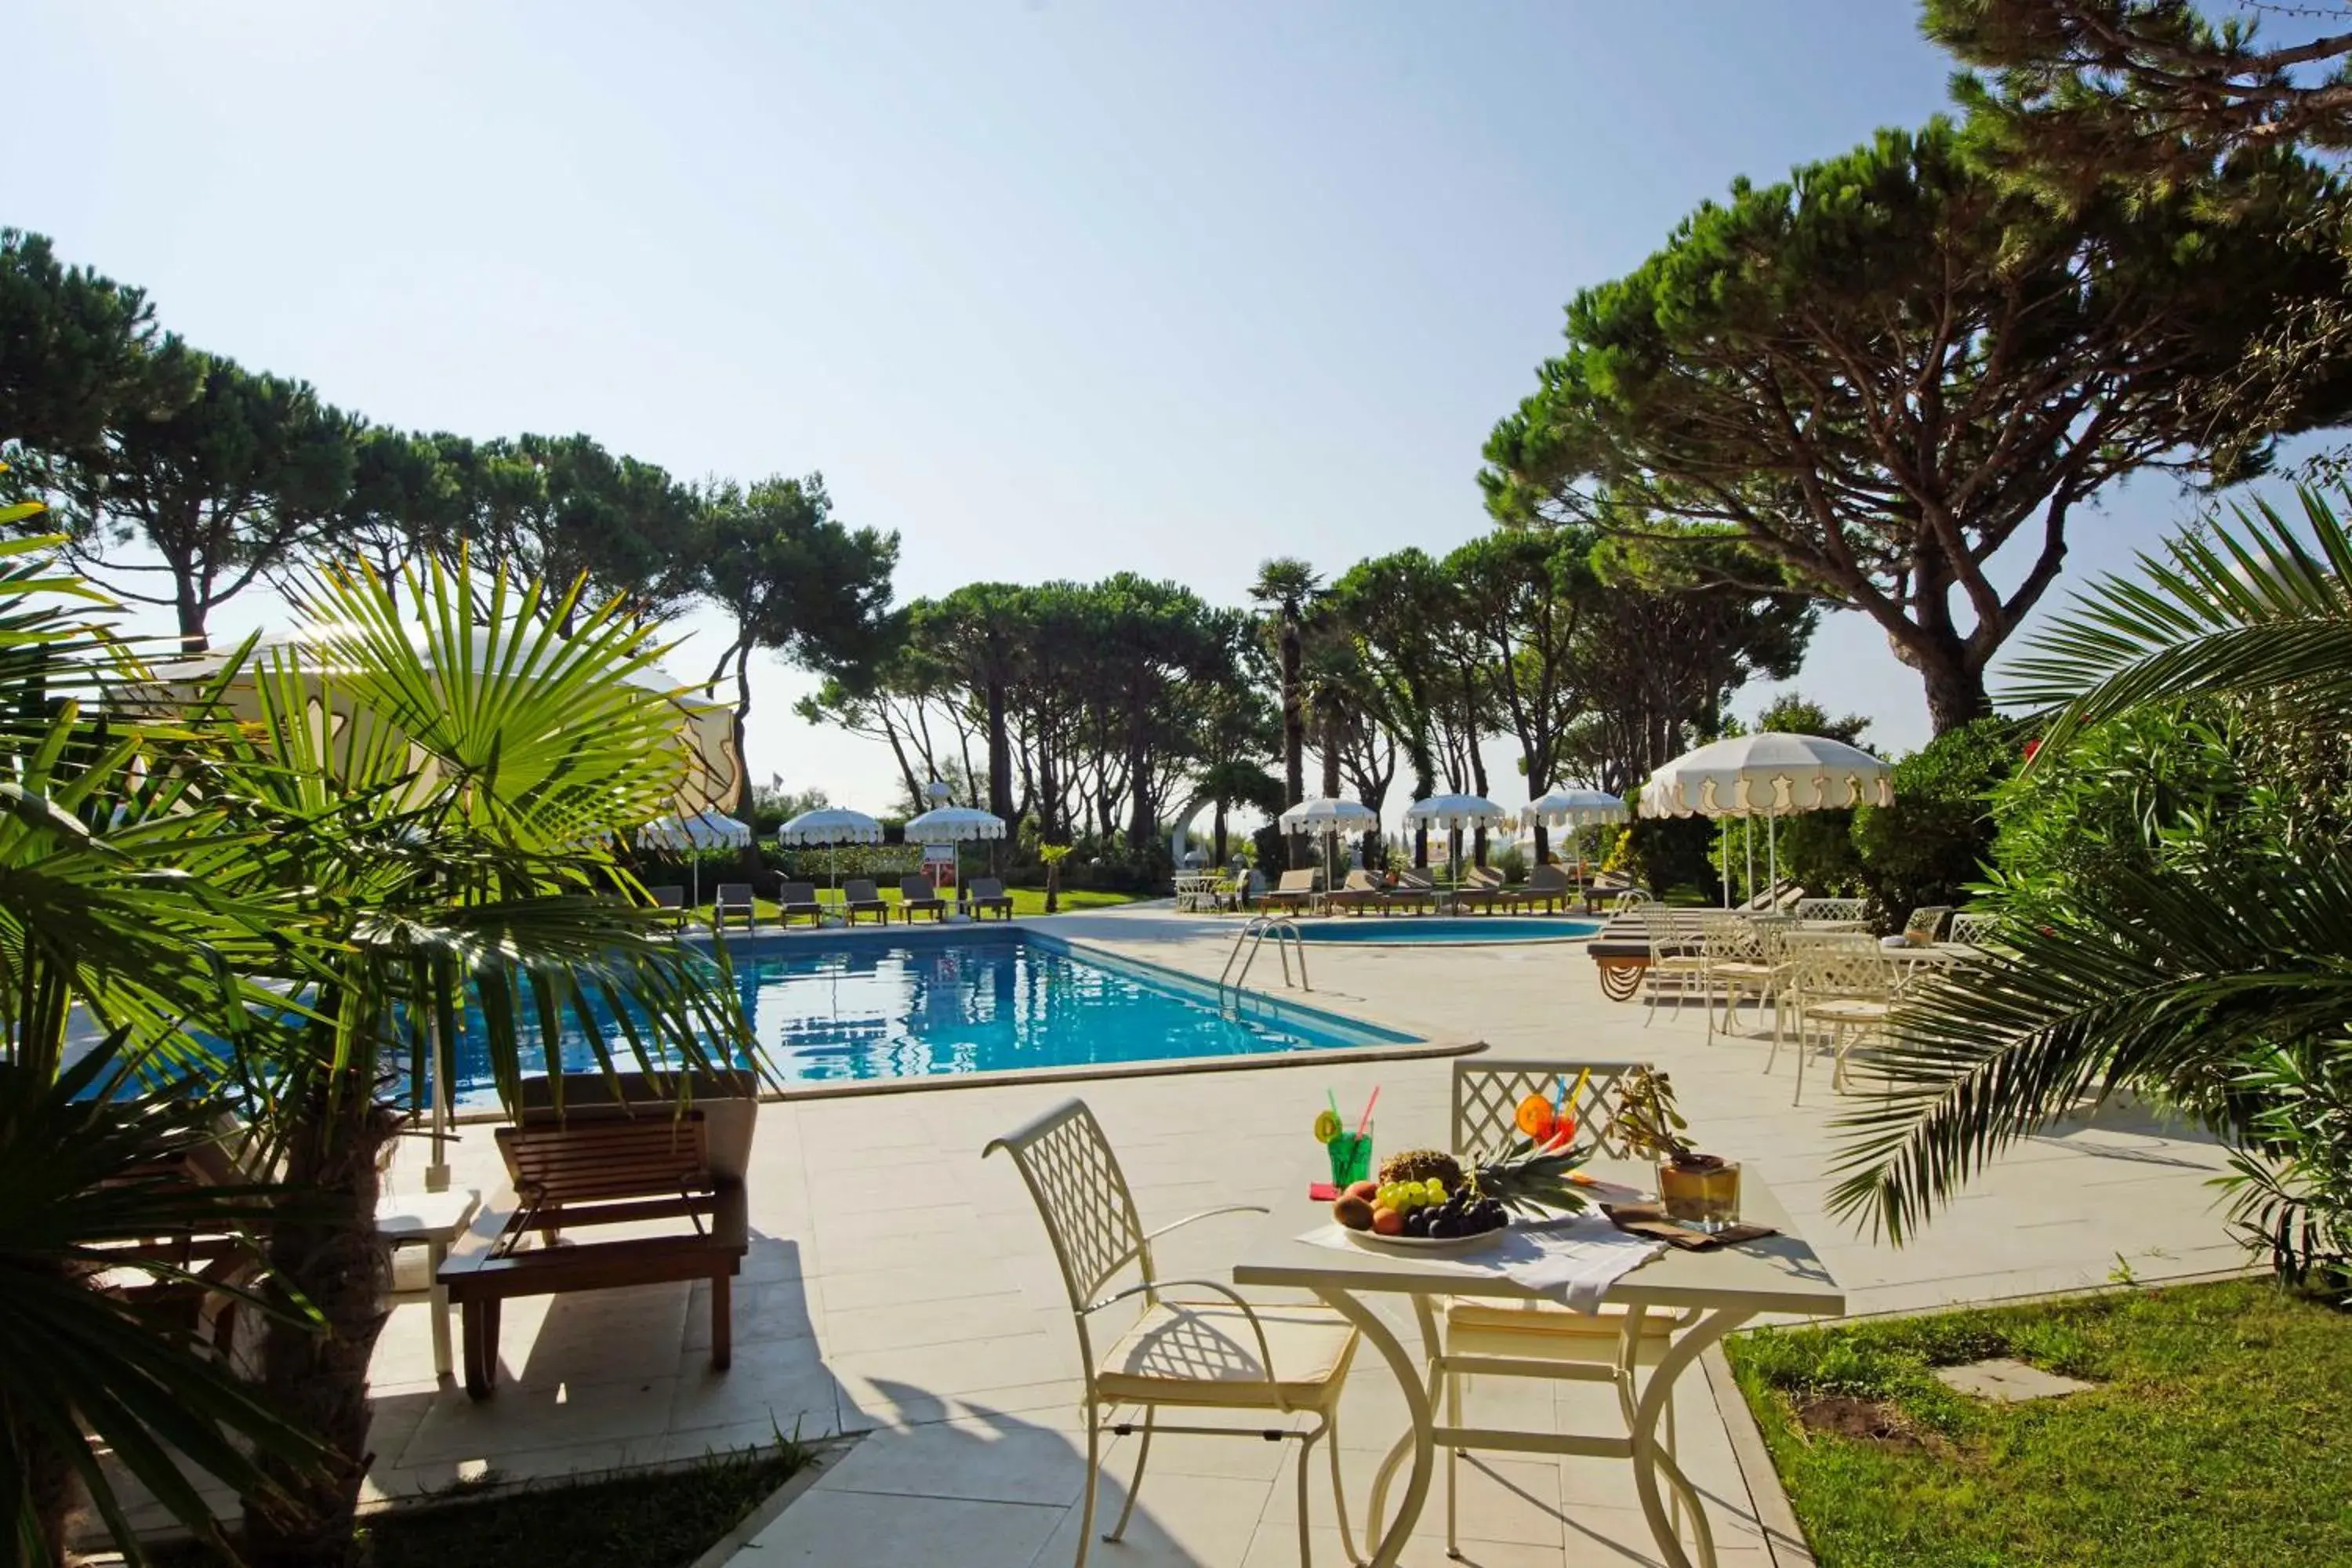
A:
[1726, 1279, 2352, 1568]
[156, 1439, 811, 1567]
[682, 884, 1145, 925]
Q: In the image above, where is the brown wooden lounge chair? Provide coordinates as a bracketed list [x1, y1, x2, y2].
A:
[1453, 864, 1508, 913]
[967, 876, 1015, 920]
[438, 1071, 756, 1400]
[1258, 868, 1321, 912]
[898, 874, 948, 923]
[1323, 869, 1388, 915]
[1504, 862, 1574, 913]
[647, 885, 689, 931]
[775, 880, 824, 927]
[840, 878, 889, 925]
[713, 881, 757, 932]
[1386, 869, 1442, 913]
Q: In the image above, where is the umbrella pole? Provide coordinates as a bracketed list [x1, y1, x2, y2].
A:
[1769, 814, 1779, 900]
[1744, 818, 1754, 907]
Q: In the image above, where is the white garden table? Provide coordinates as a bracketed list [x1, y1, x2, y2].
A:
[1232, 1162, 1843, 1568]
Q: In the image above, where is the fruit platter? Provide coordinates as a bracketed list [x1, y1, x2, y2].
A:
[1323, 1088, 1595, 1254]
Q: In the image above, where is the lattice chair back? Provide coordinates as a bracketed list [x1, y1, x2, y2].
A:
[1639, 902, 1695, 956]
[1793, 938, 1896, 1003]
[985, 1099, 1151, 1311]
[1700, 911, 1762, 962]
[1947, 911, 2000, 946]
[1453, 1058, 1652, 1160]
[1794, 897, 1867, 924]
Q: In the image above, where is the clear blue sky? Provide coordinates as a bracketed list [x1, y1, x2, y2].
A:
[12, 1, 2252, 819]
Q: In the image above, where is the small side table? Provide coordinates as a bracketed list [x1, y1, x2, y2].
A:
[376, 1188, 481, 1381]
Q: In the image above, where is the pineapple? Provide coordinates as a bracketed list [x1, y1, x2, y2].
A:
[1377, 1149, 1465, 1188]
[1468, 1136, 1594, 1216]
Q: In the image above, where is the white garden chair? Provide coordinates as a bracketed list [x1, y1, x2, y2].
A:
[1699, 913, 1773, 1041]
[1641, 903, 1711, 1027]
[1792, 896, 1867, 925]
[1775, 937, 1896, 1102]
[1377, 1058, 1704, 1560]
[1947, 910, 2001, 947]
[985, 1100, 1363, 1568]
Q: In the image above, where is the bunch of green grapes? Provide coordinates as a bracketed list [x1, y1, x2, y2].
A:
[1375, 1178, 1449, 1213]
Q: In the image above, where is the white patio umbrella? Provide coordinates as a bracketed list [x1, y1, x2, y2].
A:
[637, 808, 752, 907]
[1279, 797, 1377, 887]
[1639, 733, 1894, 905]
[904, 804, 1009, 913]
[1522, 787, 1628, 873]
[1406, 793, 1508, 884]
[778, 806, 884, 891]
[902, 805, 1009, 843]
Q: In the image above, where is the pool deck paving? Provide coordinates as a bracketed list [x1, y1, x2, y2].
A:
[107, 902, 2242, 1565]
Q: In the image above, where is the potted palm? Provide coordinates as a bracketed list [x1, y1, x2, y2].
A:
[1613, 1068, 1742, 1232]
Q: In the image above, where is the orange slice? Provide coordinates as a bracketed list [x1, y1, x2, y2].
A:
[1515, 1092, 1555, 1140]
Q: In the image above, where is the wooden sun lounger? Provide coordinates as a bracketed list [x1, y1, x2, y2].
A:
[1587, 904, 1704, 1000]
[1452, 865, 1508, 913]
[439, 1106, 750, 1399]
[1503, 862, 1573, 913]
[898, 874, 948, 923]
[1323, 869, 1388, 914]
[775, 880, 824, 927]
[840, 879, 889, 925]
[966, 877, 1015, 920]
[648, 885, 689, 931]
[1258, 869, 1320, 912]
[713, 882, 757, 932]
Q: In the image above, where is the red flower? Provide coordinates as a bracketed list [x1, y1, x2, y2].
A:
[2022, 738, 2042, 761]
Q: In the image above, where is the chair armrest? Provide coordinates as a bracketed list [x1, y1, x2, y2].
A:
[1140, 1205, 1269, 1245]
[1083, 1276, 1296, 1413]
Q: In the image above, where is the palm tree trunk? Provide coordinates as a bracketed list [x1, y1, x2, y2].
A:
[242, 1079, 401, 1568]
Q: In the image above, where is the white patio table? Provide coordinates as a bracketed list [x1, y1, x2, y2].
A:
[1232, 1161, 1843, 1568]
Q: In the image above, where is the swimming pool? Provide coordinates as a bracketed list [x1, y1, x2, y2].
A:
[437, 928, 1415, 1102]
[1291, 916, 1601, 945]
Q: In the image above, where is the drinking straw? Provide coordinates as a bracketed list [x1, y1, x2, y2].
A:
[1327, 1088, 1341, 1123]
[1355, 1083, 1381, 1138]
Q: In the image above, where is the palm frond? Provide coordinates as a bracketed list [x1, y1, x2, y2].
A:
[1828, 847, 2352, 1241]
[0, 1037, 325, 1563]
[2006, 486, 2352, 756]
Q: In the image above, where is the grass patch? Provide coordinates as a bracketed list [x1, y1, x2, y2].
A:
[154, 1436, 816, 1568]
[1726, 1278, 2352, 1567]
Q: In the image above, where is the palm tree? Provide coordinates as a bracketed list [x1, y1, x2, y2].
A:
[1831, 488, 2352, 1294]
[174, 558, 753, 1565]
[3, 1039, 321, 1566]
[1249, 558, 1321, 862]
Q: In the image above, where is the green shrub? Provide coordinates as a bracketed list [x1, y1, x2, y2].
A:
[1619, 815, 1720, 902]
[1490, 842, 1529, 883]
[1849, 716, 2024, 926]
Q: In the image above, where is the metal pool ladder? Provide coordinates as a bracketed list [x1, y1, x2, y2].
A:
[1221, 913, 1309, 997]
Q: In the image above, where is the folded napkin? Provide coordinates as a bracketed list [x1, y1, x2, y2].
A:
[1602, 1201, 1779, 1250]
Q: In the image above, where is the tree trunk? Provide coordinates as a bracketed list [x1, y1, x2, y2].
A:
[12, 1317, 76, 1562]
[175, 579, 210, 656]
[985, 680, 1014, 824]
[1213, 801, 1229, 866]
[1918, 644, 1992, 735]
[1470, 748, 1491, 866]
[1533, 823, 1551, 866]
[241, 1080, 401, 1568]
[1280, 622, 1306, 866]
[727, 641, 756, 816]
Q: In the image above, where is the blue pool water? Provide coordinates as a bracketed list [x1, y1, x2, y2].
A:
[1292, 916, 1600, 945]
[437, 930, 1412, 1103]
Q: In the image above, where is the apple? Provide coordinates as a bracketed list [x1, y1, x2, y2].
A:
[1346, 1179, 1381, 1205]
[1370, 1206, 1404, 1236]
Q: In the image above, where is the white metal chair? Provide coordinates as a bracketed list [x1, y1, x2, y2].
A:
[1388, 1058, 1704, 1562]
[1641, 904, 1710, 1027]
[985, 1100, 1363, 1568]
[1792, 897, 1867, 924]
[1776, 937, 1896, 1102]
[1699, 913, 1773, 1041]
[1947, 910, 2000, 946]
